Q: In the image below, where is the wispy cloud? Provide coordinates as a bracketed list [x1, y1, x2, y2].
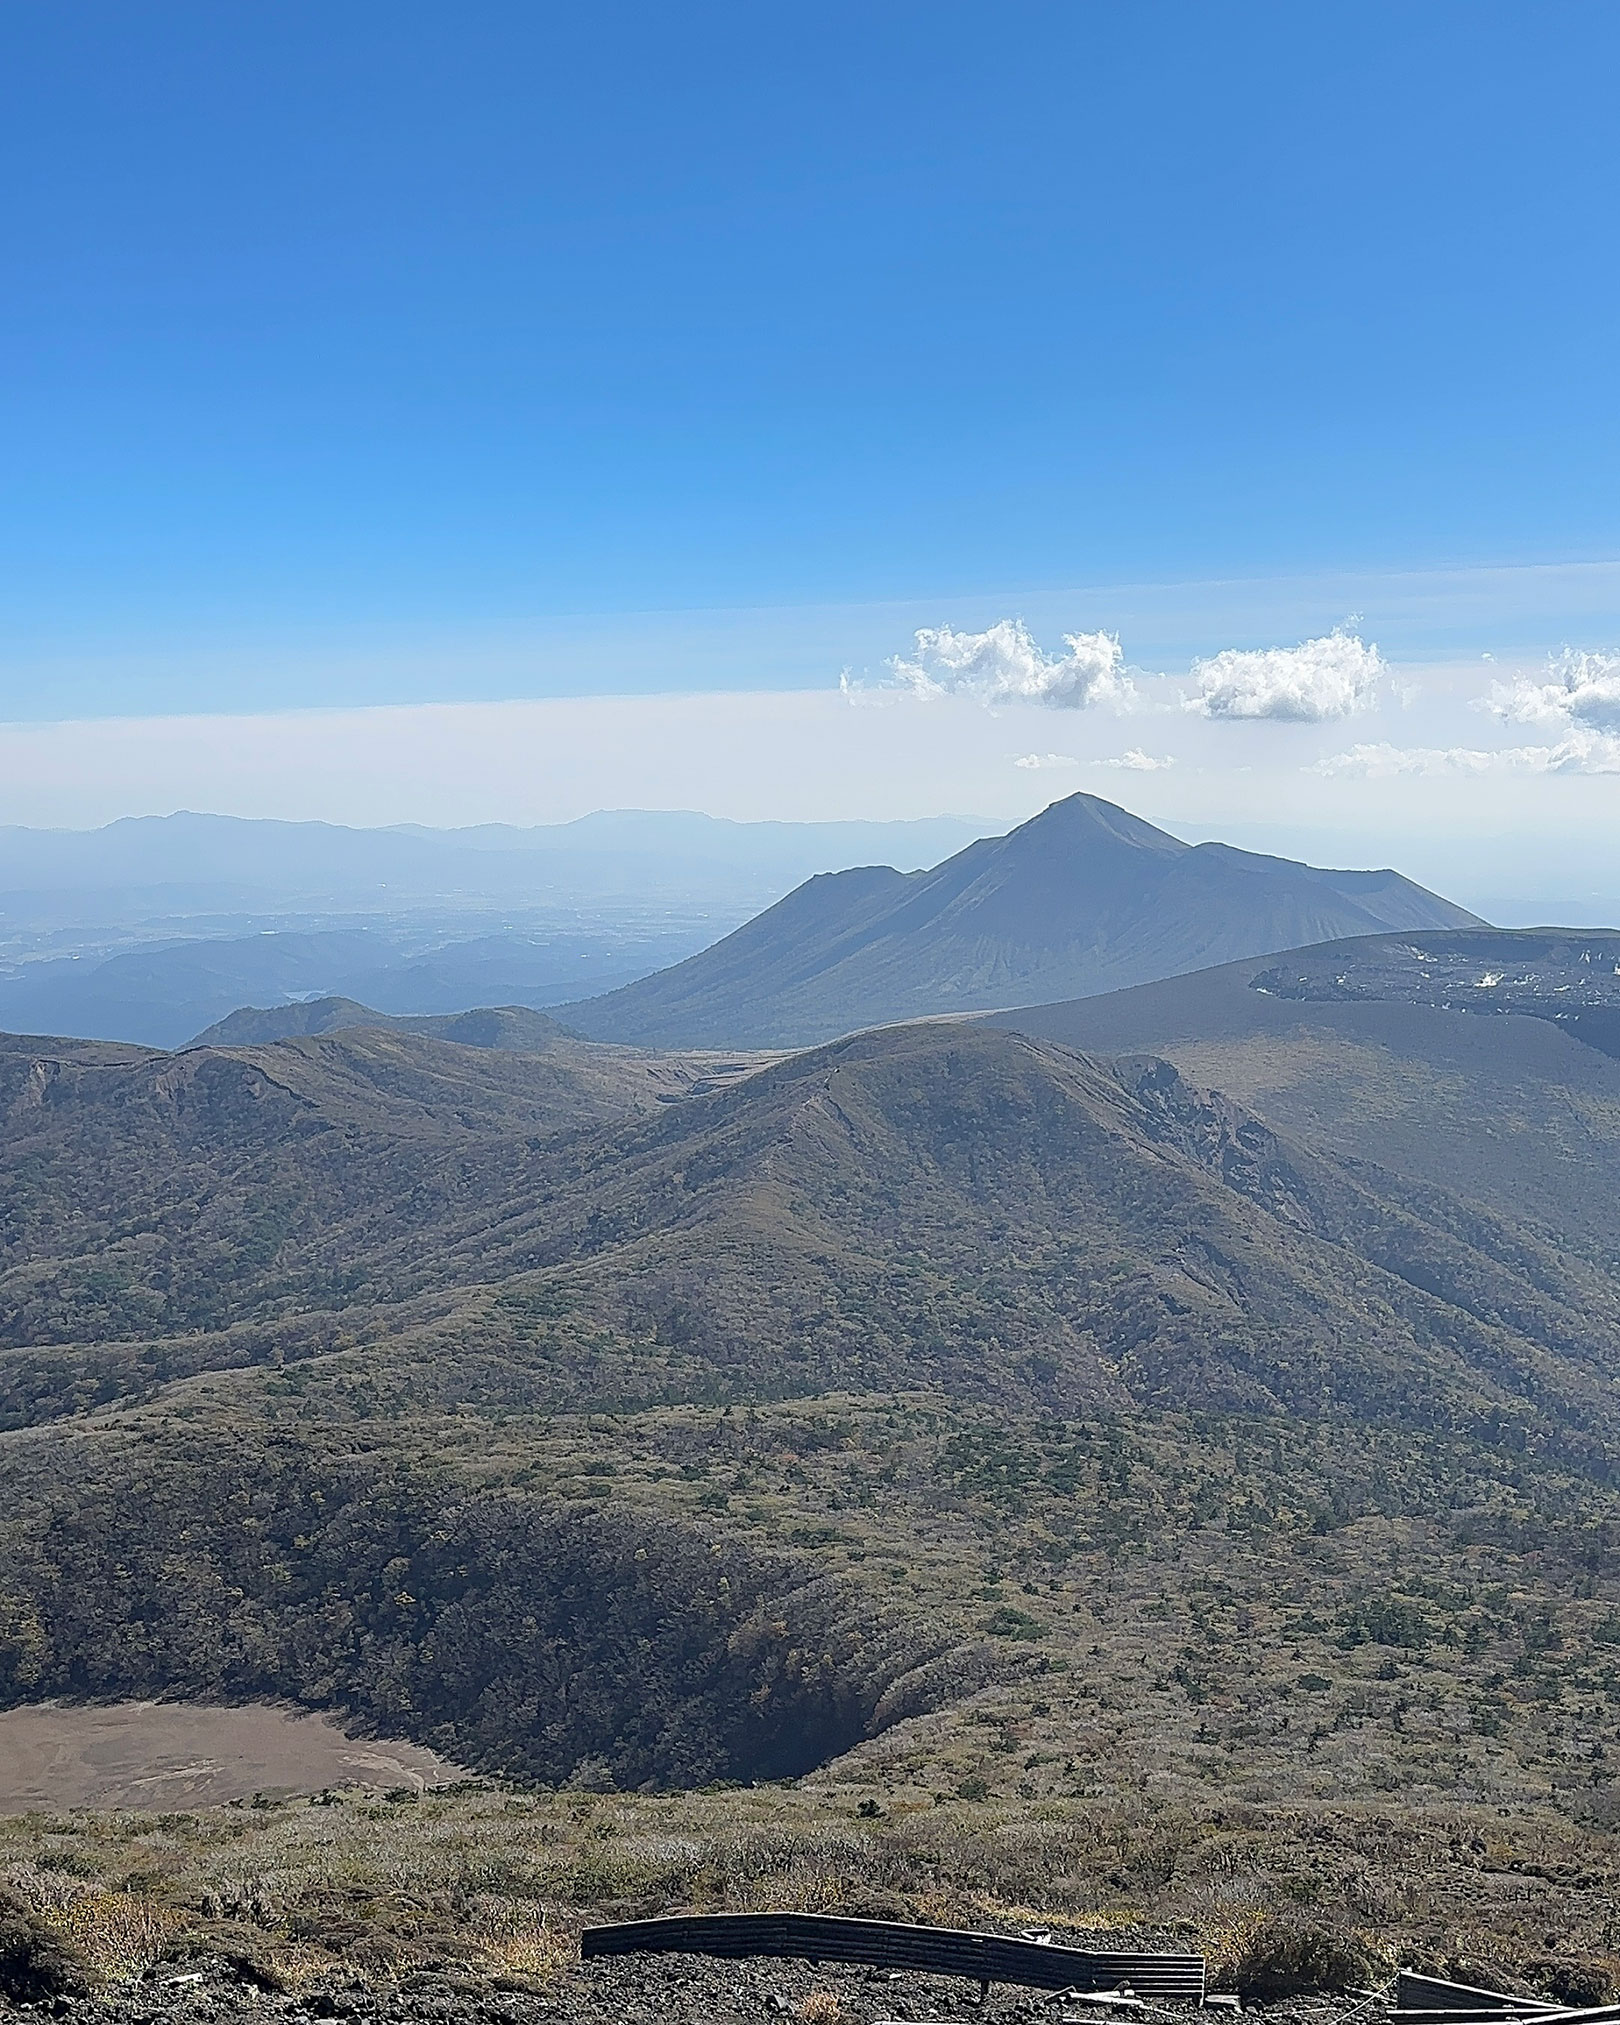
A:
[1316, 729, 1620, 778]
[1098, 748, 1175, 771]
[1487, 646, 1620, 733]
[855, 619, 1137, 710]
[1186, 626, 1384, 721]
[1012, 747, 1173, 773]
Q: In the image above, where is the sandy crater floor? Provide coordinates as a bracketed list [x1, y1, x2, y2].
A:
[0, 1702, 465, 1811]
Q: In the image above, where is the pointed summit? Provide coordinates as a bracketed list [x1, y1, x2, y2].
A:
[1007, 790, 1187, 857]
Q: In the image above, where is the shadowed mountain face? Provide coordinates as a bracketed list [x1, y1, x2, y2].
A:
[561, 793, 1480, 1049]
[1247, 928, 1620, 1061]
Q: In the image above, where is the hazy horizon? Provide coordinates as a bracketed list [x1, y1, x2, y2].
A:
[3, 6, 1616, 934]
[0, 790, 1609, 935]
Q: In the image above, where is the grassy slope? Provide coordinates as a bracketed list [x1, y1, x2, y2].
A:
[8, 1019, 1620, 1440]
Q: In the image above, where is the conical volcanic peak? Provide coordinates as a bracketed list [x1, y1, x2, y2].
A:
[562, 792, 1479, 1049]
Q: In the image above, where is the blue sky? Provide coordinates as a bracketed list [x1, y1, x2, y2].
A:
[2, 1, 1619, 922]
[4, 2, 1618, 711]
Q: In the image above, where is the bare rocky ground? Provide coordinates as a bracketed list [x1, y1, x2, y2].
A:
[0, 1956, 1348, 2025]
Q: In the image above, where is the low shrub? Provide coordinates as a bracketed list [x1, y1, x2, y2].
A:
[1530, 1961, 1614, 2008]
[1227, 1914, 1379, 2000]
[0, 1885, 92, 2002]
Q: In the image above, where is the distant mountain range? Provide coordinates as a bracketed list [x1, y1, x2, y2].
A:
[0, 922, 717, 1051]
[0, 809, 986, 1048]
[562, 791, 1482, 1049]
[0, 807, 984, 911]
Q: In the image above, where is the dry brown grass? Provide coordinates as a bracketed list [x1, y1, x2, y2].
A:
[2, 1778, 1618, 1996]
[465, 1897, 572, 1981]
[44, 1890, 184, 1980]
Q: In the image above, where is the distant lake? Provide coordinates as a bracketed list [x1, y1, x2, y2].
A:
[0, 1702, 468, 1812]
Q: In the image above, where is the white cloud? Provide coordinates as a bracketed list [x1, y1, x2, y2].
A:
[875, 619, 1136, 710]
[1488, 647, 1620, 733]
[1187, 626, 1385, 721]
[1098, 748, 1175, 771]
[1014, 746, 1172, 773]
[1313, 743, 1497, 780]
[1316, 729, 1620, 779]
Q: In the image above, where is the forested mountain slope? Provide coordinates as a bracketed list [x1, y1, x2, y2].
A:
[4, 1018, 1617, 1452]
[4, 1008, 1620, 1853]
[0, 1023, 764, 1350]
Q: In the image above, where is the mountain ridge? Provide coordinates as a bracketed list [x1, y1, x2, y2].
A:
[188, 996, 580, 1049]
[2, 1011, 1613, 1453]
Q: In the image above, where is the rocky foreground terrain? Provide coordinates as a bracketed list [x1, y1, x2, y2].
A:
[1, 1954, 1364, 2025]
